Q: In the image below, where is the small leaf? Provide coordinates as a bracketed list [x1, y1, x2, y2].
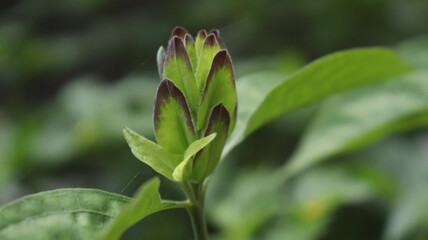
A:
[163, 36, 199, 116]
[99, 178, 189, 240]
[195, 33, 222, 92]
[286, 70, 428, 176]
[156, 46, 165, 78]
[173, 133, 217, 182]
[123, 127, 182, 181]
[154, 79, 196, 153]
[195, 29, 207, 59]
[184, 34, 197, 72]
[197, 50, 237, 133]
[0, 189, 131, 240]
[193, 104, 231, 182]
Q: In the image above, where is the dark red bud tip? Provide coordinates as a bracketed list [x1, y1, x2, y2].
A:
[197, 30, 208, 39]
[171, 27, 187, 39]
[154, 79, 193, 130]
[205, 104, 231, 135]
[165, 36, 187, 59]
[210, 50, 233, 76]
[204, 33, 218, 47]
[209, 29, 225, 48]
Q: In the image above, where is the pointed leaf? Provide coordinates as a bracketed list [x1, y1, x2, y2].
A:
[123, 127, 182, 181]
[224, 48, 410, 156]
[184, 34, 197, 72]
[173, 133, 217, 182]
[195, 29, 207, 59]
[0, 189, 131, 240]
[154, 79, 197, 153]
[193, 104, 231, 182]
[197, 50, 236, 133]
[156, 46, 165, 78]
[99, 178, 189, 240]
[163, 36, 199, 116]
[195, 33, 222, 91]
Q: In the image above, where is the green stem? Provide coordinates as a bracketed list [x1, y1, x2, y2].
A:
[182, 182, 209, 240]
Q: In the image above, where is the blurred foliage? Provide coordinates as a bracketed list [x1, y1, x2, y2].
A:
[1, 0, 428, 239]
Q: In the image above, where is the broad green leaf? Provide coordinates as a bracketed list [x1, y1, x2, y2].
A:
[99, 178, 189, 240]
[197, 50, 237, 133]
[0, 189, 130, 240]
[195, 30, 207, 59]
[123, 127, 182, 181]
[285, 70, 428, 176]
[225, 48, 409, 155]
[162, 36, 199, 116]
[173, 133, 217, 182]
[193, 104, 231, 182]
[395, 35, 428, 69]
[195, 34, 222, 92]
[184, 34, 197, 71]
[154, 79, 196, 153]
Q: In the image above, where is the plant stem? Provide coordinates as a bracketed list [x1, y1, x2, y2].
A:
[182, 182, 209, 240]
[187, 200, 209, 240]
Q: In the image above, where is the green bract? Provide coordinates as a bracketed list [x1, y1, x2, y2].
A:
[128, 27, 237, 183]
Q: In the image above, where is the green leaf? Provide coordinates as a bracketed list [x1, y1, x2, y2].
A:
[154, 79, 196, 153]
[195, 34, 222, 92]
[193, 104, 231, 182]
[123, 127, 182, 181]
[197, 50, 237, 133]
[225, 48, 409, 155]
[184, 34, 197, 71]
[162, 36, 199, 116]
[195, 30, 207, 60]
[0, 188, 131, 240]
[173, 133, 217, 182]
[99, 178, 189, 240]
[285, 70, 428, 176]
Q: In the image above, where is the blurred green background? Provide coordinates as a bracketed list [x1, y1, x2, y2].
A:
[1, 0, 428, 239]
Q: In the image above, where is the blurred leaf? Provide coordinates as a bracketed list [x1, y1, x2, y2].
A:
[225, 48, 409, 155]
[0, 188, 131, 240]
[99, 178, 189, 240]
[224, 72, 284, 154]
[358, 136, 428, 240]
[396, 35, 428, 69]
[173, 133, 217, 182]
[286, 70, 428, 177]
[123, 127, 182, 181]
